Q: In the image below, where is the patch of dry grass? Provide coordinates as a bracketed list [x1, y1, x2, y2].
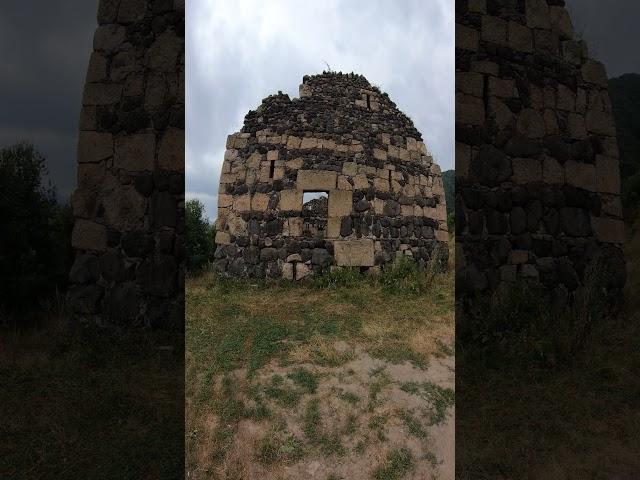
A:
[186, 255, 454, 480]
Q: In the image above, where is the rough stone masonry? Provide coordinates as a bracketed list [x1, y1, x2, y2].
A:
[214, 72, 449, 280]
[67, 0, 185, 328]
[456, 0, 626, 306]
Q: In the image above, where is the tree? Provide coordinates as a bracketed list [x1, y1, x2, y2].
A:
[0, 143, 73, 314]
[185, 198, 216, 272]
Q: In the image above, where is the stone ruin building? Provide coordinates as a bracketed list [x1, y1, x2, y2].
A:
[214, 72, 449, 280]
[67, 0, 185, 328]
[456, 0, 626, 307]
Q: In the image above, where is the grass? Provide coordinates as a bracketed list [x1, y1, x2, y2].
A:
[186, 247, 454, 478]
[373, 447, 415, 480]
[399, 381, 455, 426]
[0, 316, 184, 480]
[456, 228, 640, 478]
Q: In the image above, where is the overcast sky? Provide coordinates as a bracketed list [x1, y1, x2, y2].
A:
[0, 1, 96, 201]
[186, 0, 455, 221]
[565, 0, 640, 78]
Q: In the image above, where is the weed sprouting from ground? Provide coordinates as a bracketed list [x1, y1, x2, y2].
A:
[373, 447, 415, 480]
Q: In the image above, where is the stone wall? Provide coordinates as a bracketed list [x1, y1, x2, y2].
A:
[456, 0, 626, 306]
[67, 0, 185, 328]
[214, 73, 448, 279]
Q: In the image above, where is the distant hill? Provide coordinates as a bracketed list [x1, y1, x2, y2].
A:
[609, 74, 640, 223]
[442, 170, 454, 217]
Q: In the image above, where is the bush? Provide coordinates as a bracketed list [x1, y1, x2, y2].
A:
[185, 198, 216, 272]
[0, 143, 74, 316]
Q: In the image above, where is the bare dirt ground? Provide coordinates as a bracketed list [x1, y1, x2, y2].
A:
[186, 261, 455, 480]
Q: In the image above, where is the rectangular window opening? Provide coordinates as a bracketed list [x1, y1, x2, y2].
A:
[302, 191, 328, 239]
[366, 94, 371, 110]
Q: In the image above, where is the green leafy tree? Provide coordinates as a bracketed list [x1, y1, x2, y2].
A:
[185, 198, 216, 272]
[0, 143, 73, 313]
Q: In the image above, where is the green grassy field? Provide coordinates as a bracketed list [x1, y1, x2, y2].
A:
[0, 317, 184, 479]
[456, 226, 640, 479]
[186, 258, 455, 480]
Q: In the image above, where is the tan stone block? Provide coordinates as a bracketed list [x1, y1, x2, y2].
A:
[435, 230, 449, 242]
[336, 143, 348, 153]
[388, 145, 399, 158]
[456, 93, 485, 125]
[224, 149, 238, 161]
[581, 61, 608, 86]
[114, 133, 155, 171]
[327, 217, 341, 238]
[83, 83, 122, 105]
[516, 109, 545, 138]
[456, 142, 471, 180]
[414, 205, 423, 217]
[595, 155, 620, 194]
[342, 162, 357, 176]
[406, 137, 418, 152]
[328, 190, 352, 217]
[300, 137, 318, 149]
[349, 143, 364, 153]
[219, 173, 236, 184]
[296, 262, 312, 280]
[401, 205, 414, 217]
[215, 231, 231, 245]
[158, 127, 184, 171]
[542, 156, 564, 184]
[287, 157, 304, 170]
[251, 193, 270, 212]
[218, 193, 233, 208]
[568, 113, 587, 139]
[86, 52, 108, 82]
[391, 179, 402, 192]
[456, 23, 479, 51]
[591, 217, 625, 243]
[488, 77, 516, 99]
[282, 262, 294, 280]
[338, 175, 353, 190]
[512, 158, 542, 184]
[373, 148, 387, 161]
[565, 161, 596, 191]
[585, 109, 616, 136]
[543, 109, 560, 134]
[279, 190, 303, 211]
[266, 150, 279, 161]
[297, 170, 337, 190]
[70, 189, 96, 219]
[526, 0, 550, 29]
[72, 219, 107, 251]
[373, 178, 390, 193]
[78, 131, 113, 163]
[436, 204, 447, 221]
[509, 250, 529, 265]
[457, 72, 484, 97]
[601, 197, 623, 218]
[508, 20, 533, 52]
[398, 148, 410, 161]
[381, 133, 391, 144]
[287, 136, 301, 149]
[374, 198, 384, 215]
[77, 162, 106, 189]
[273, 166, 285, 180]
[471, 60, 499, 75]
[232, 194, 251, 213]
[283, 217, 303, 237]
[334, 240, 375, 267]
[353, 174, 370, 190]
[227, 215, 247, 236]
[355, 99, 367, 108]
[557, 84, 576, 111]
[226, 134, 237, 149]
[489, 97, 515, 129]
[482, 15, 507, 44]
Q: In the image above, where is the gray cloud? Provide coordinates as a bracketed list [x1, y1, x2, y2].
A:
[0, 1, 97, 200]
[565, 0, 640, 78]
[187, 0, 454, 221]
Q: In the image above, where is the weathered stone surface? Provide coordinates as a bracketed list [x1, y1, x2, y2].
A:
[69, 0, 185, 326]
[328, 190, 352, 217]
[334, 240, 375, 267]
[456, 1, 625, 302]
[72, 219, 108, 252]
[214, 73, 447, 278]
[297, 170, 337, 190]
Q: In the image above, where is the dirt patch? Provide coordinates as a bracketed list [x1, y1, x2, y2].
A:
[201, 342, 454, 480]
